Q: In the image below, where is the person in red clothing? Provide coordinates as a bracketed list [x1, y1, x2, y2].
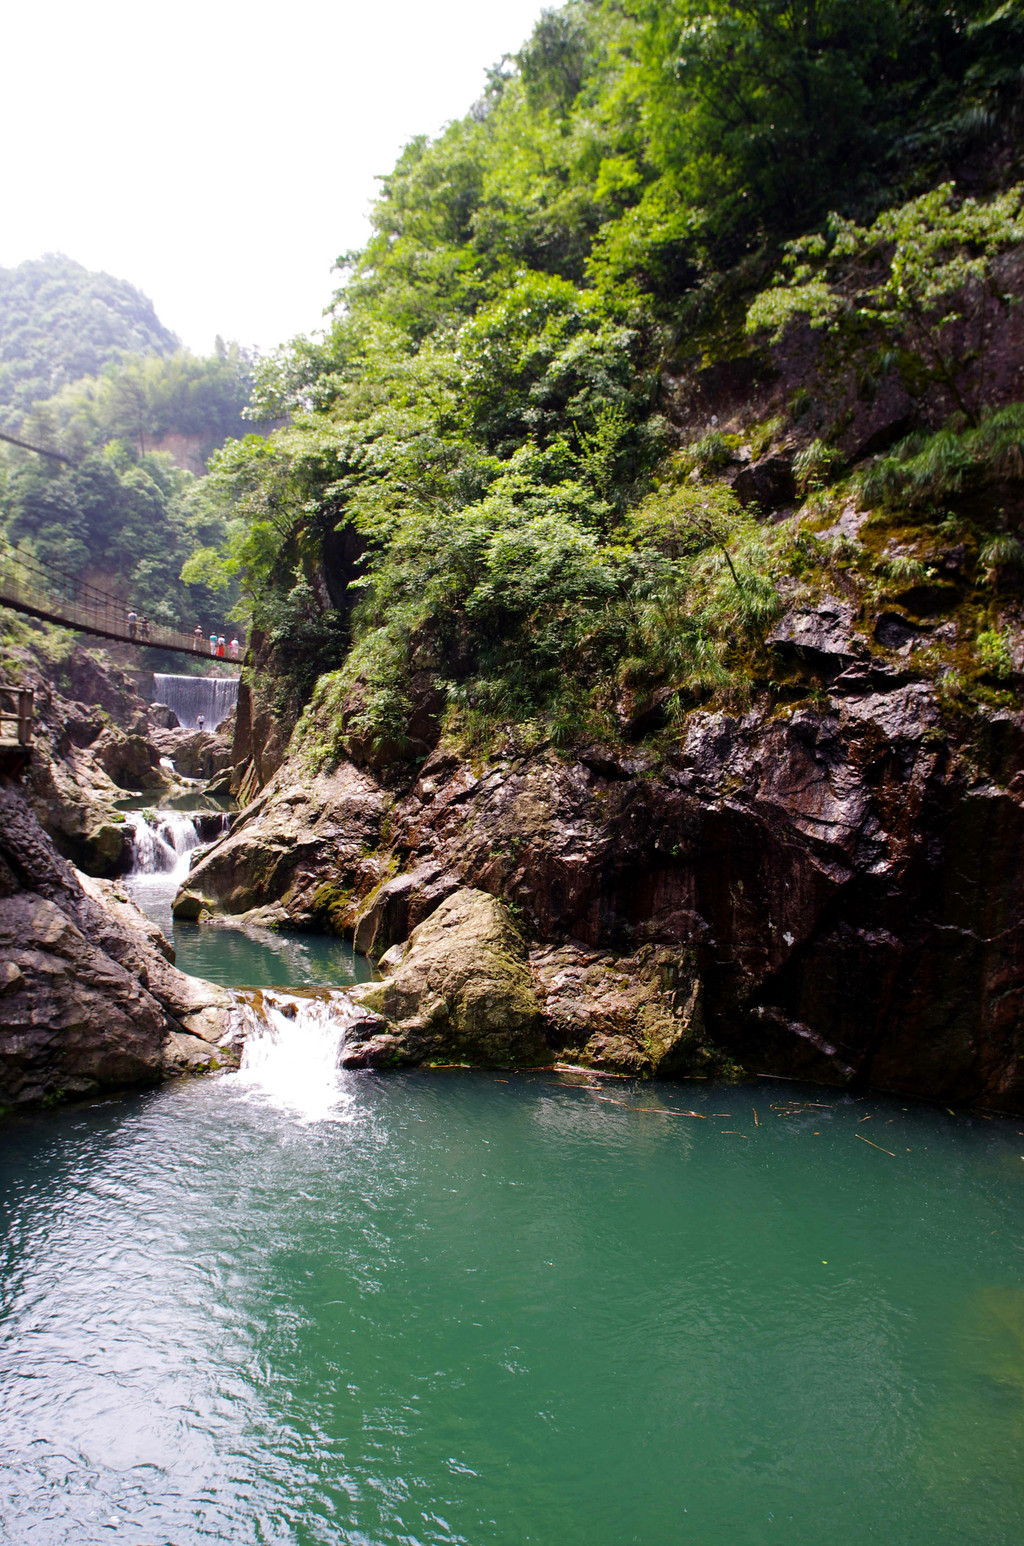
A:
[216, 635, 226, 658]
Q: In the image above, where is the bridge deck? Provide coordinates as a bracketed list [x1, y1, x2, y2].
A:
[1, 592, 214, 656]
[0, 544, 233, 659]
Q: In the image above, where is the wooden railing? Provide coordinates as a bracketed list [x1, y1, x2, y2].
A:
[0, 683, 33, 745]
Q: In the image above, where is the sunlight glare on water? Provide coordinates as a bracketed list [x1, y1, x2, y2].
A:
[1, 1072, 1023, 1545]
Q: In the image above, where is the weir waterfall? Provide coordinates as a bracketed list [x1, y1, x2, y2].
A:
[152, 674, 240, 729]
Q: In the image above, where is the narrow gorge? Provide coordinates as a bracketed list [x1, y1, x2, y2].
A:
[3, 1, 1024, 1539]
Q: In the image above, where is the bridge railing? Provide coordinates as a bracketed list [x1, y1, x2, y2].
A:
[0, 683, 33, 745]
[0, 542, 220, 656]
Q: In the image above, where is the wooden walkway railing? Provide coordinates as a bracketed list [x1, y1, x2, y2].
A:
[0, 542, 221, 657]
[0, 683, 33, 745]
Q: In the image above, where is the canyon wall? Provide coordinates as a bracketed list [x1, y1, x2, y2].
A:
[176, 604, 1024, 1109]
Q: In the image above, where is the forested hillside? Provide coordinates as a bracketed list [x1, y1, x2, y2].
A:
[0, 255, 177, 428]
[0, 261, 255, 633]
[20, 338, 257, 468]
[204, 0, 1024, 751]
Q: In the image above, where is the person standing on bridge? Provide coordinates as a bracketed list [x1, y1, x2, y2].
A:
[216, 635, 226, 658]
[210, 632, 217, 656]
[141, 617, 150, 642]
[127, 609, 138, 640]
[193, 624, 203, 652]
[229, 637, 239, 660]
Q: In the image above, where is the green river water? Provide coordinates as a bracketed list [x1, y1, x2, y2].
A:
[1, 848, 1023, 1543]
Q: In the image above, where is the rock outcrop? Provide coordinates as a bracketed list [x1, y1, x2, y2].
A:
[0, 780, 234, 1107]
[343, 888, 548, 1068]
[529, 941, 716, 1077]
[177, 661, 1024, 1109]
[0, 638, 214, 873]
[173, 761, 387, 927]
[149, 725, 233, 781]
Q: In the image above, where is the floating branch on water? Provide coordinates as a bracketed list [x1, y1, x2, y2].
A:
[856, 1134, 896, 1157]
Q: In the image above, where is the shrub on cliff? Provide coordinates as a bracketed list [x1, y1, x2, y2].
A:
[211, 0, 1024, 752]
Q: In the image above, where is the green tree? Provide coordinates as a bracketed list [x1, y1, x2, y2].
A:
[0, 254, 177, 429]
[746, 182, 1024, 423]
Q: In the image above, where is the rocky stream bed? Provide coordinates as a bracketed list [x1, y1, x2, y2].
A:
[3, 610, 1024, 1113]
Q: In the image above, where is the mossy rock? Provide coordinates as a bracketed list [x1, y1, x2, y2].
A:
[347, 887, 549, 1068]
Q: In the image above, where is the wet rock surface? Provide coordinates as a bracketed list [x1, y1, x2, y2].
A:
[343, 889, 548, 1069]
[0, 780, 233, 1107]
[185, 658, 1024, 1107]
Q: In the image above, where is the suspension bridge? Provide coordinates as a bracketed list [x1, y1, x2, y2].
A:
[0, 542, 224, 657]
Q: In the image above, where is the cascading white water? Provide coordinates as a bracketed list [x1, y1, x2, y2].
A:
[152, 674, 239, 730]
[124, 810, 361, 1119]
[229, 990, 358, 1121]
[125, 810, 205, 878]
[122, 809, 230, 946]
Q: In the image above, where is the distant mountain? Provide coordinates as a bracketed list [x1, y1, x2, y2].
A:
[0, 254, 178, 428]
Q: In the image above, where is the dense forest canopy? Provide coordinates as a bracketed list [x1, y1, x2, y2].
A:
[0, 254, 178, 430]
[0, 444, 232, 631]
[0, 258, 255, 632]
[4, 1, 1023, 712]
[23, 340, 257, 464]
[207, 0, 1024, 744]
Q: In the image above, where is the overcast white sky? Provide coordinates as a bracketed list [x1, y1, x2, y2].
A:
[2, 0, 548, 354]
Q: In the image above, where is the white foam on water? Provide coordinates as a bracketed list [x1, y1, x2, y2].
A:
[228, 990, 358, 1123]
[125, 811, 201, 878]
[125, 811, 230, 879]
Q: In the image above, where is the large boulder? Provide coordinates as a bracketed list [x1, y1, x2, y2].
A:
[94, 727, 165, 790]
[148, 702, 180, 730]
[0, 892, 173, 1103]
[0, 780, 234, 1107]
[343, 888, 549, 1068]
[530, 941, 723, 1077]
[173, 762, 387, 928]
[150, 726, 232, 780]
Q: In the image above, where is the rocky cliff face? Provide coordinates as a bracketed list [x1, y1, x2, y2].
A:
[0, 779, 233, 1108]
[175, 621, 1024, 1109]
[0, 634, 235, 874]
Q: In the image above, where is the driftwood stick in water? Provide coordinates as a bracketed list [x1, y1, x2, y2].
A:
[856, 1134, 896, 1157]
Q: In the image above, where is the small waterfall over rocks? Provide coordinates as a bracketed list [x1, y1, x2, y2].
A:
[124, 810, 361, 1120]
[126, 809, 230, 880]
[152, 674, 239, 730]
[229, 990, 359, 1121]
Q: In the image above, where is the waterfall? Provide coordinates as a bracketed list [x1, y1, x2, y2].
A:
[152, 674, 239, 730]
[125, 810, 230, 879]
[229, 990, 358, 1121]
